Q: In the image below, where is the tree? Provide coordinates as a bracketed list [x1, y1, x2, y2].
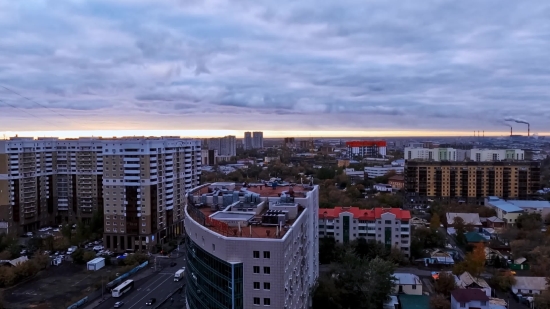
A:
[434, 272, 457, 296]
[353, 238, 387, 261]
[312, 275, 341, 309]
[124, 253, 149, 266]
[319, 237, 338, 264]
[517, 213, 542, 230]
[535, 290, 550, 309]
[410, 227, 446, 258]
[430, 294, 451, 309]
[83, 251, 96, 263]
[32, 253, 50, 270]
[453, 217, 467, 246]
[0, 267, 16, 287]
[430, 213, 441, 230]
[489, 272, 516, 291]
[71, 248, 85, 264]
[453, 243, 486, 276]
[61, 224, 72, 242]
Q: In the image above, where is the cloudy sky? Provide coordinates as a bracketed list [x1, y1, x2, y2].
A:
[0, 0, 549, 137]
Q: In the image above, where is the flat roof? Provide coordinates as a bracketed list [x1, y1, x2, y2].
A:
[508, 200, 550, 208]
[211, 212, 256, 221]
[486, 199, 524, 213]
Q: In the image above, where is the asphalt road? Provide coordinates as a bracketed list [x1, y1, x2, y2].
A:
[96, 258, 186, 309]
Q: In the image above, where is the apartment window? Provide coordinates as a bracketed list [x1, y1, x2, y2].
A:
[253, 298, 260, 305]
[253, 282, 260, 290]
[263, 282, 270, 290]
[253, 251, 260, 258]
[263, 298, 271, 306]
[212, 244, 215, 251]
[263, 267, 270, 274]
[253, 266, 260, 274]
[385, 220, 391, 224]
[263, 251, 270, 259]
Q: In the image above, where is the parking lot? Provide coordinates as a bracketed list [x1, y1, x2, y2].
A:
[4, 262, 116, 309]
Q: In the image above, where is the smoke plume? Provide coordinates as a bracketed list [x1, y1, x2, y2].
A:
[504, 117, 529, 125]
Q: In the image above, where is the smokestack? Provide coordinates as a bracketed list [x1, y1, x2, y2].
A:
[528, 123, 530, 137]
[510, 127, 512, 136]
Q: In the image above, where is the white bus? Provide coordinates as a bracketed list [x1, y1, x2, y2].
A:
[112, 280, 134, 297]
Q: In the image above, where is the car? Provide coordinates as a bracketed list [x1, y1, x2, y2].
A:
[170, 262, 177, 267]
[114, 301, 124, 308]
[53, 228, 60, 232]
[26, 232, 33, 237]
[145, 298, 156, 305]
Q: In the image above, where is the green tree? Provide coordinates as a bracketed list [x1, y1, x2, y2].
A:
[517, 213, 542, 230]
[61, 224, 72, 242]
[83, 251, 96, 263]
[312, 275, 341, 309]
[353, 238, 388, 260]
[71, 248, 86, 264]
[434, 272, 457, 296]
[124, 253, 149, 266]
[319, 237, 339, 264]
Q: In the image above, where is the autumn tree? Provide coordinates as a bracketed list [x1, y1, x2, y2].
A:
[453, 243, 486, 276]
[430, 213, 441, 230]
[489, 271, 516, 291]
[430, 294, 451, 309]
[434, 272, 457, 296]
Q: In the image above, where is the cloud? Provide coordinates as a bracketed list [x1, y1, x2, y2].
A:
[1, 0, 550, 133]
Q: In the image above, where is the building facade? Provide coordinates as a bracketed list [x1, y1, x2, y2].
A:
[184, 182, 319, 309]
[252, 132, 264, 149]
[405, 161, 541, 205]
[244, 132, 252, 150]
[405, 147, 524, 162]
[365, 165, 404, 179]
[318, 207, 411, 257]
[346, 141, 387, 158]
[208, 136, 236, 157]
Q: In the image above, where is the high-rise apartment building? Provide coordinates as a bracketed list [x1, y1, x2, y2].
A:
[244, 132, 253, 150]
[346, 141, 387, 158]
[318, 207, 412, 257]
[252, 131, 264, 149]
[404, 146, 525, 162]
[405, 161, 541, 205]
[184, 182, 319, 309]
[208, 135, 236, 157]
[0, 137, 201, 246]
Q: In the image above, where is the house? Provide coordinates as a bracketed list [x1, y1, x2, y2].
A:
[512, 276, 548, 295]
[450, 289, 489, 309]
[0, 256, 29, 267]
[388, 175, 405, 190]
[457, 271, 491, 297]
[509, 257, 530, 271]
[489, 298, 507, 309]
[423, 249, 454, 265]
[464, 232, 488, 243]
[398, 294, 430, 309]
[392, 273, 422, 295]
[374, 183, 393, 192]
[410, 217, 428, 227]
[486, 216, 505, 228]
[446, 213, 482, 227]
[485, 197, 525, 226]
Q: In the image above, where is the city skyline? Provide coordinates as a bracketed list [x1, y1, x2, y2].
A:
[1, 1, 549, 134]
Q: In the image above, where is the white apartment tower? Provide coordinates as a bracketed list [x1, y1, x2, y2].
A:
[184, 182, 319, 309]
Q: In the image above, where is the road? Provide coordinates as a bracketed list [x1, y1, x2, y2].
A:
[96, 256, 186, 309]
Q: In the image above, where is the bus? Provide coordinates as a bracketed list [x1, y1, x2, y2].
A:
[112, 280, 134, 297]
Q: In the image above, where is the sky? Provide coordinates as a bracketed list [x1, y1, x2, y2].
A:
[1, 0, 549, 138]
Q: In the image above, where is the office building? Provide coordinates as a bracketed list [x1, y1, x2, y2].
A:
[365, 165, 404, 179]
[102, 137, 201, 251]
[404, 146, 525, 162]
[207, 136, 236, 157]
[318, 207, 412, 257]
[252, 131, 264, 149]
[184, 182, 319, 309]
[346, 141, 387, 158]
[405, 161, 541, 205]
[244, 132, 253, 150]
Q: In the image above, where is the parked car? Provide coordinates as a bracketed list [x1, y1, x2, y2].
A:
[145, 298, 156, 305]
[26, 232, 33, 237]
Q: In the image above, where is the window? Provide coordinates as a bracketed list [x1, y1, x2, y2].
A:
[263, 251, 270, 259]
[253, 282, 260, 290]
[385, 220, 391, 224]
[263, 267, 270, 274]
[412, 285, 416, 290]
[253, 251, 260, 258]
[264, 282, 270, 290]
[263, 298, 271, 306]
[253, 297, 260, 305]
[253, 266, 260, 274]
[460, 303, 465, 308]
[481, 301, 487, 306]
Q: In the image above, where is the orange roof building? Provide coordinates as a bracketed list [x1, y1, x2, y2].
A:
[346, 140, 387, 158]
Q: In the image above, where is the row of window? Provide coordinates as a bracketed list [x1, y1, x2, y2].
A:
[253, 251, 270, 259]
[253, 282, 270, 290]
[253, 298, 270, 306]
[253, 266, 270, 274]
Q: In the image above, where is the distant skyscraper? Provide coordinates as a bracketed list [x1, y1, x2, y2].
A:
[244, 132, 252, 150]
[252, 131, 263, 149]
[208, 136, 236, 156]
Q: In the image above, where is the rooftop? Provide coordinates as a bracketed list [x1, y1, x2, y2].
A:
[485, 198, 524, 213]
[508, 200, 550, 208]
[319, 207, 411, 220]
[398, 295, 430, 309]
[446, 212, 482, 226]
[451, 289, 489, 302]
[393, 273, 421, 285]
[512, 276, 548, 292]
[464, 232, 487, 243]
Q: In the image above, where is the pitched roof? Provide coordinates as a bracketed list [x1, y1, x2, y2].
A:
[458, 272, 490, 289]
[512, 276, 548, 291]
[486, 216, 504, 223]
[465, 232, 487, 243]
[446, 213, 482, 225]
[451, 289, 489, 302]
[398, 295, 430, 309]
[393, 273, 421, 285]
[318, 207, 411, 220]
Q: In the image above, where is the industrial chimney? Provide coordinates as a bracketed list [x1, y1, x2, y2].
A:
[510, 127, 512, 137]
[528, 124, 530, 137]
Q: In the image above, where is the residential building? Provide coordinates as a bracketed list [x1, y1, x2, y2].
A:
[101, 137, 201, 251]
[207, 135, 236, 157]
[446, 213, 482, 227]
[389, 175, 405, 190]
[450, 289, 489, 309]
[405, 147, 525, 162]
[405, 147, 457, 161]
[373, 184, 393, 192]
[456, 272, 491, 297]
[346, 141, 387, 158]
[365, 165, 404, 179]
[252, 132, 264, 149]
[512, 277, 548, 295]
[485, 197, 525, 226]
[392, 273, 422, 295]
[405, 161, 541, 205]
[343, 168, 365, 181]
[470, 149, 525, 161]
[318, 207, 412, 257]
[283, 137, 295, 148]
[244, 132, 253, 150]
[485, 216, 505, 229]
[398, 295, 430, 309]
[184, 182, 319, 309]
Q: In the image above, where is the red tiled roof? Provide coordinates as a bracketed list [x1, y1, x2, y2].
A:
[451, 289, 489, 303]
[345, 141, 387, 147]
[318, 207, 411, 220]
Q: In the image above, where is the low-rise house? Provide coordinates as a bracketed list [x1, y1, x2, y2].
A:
[512, 276, 548, 295]
[485, 197, 525, 226]
[457, 271, 491, 297]
[374, 183, 393, 192]
[388, 175, 405, 190]
[446, 213, 482, 227]
[392, 273, 422, 295]
[410, 217, 428, 227]
[489, 298, 507, 309]
[486, 216, 505, 229]
[450, 289, 489, 309]
[422, 249, 454, 265]
[0, 256, 29, 267]
[509, 257, 530, 271]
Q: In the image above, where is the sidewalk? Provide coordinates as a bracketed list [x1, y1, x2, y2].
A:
[82, 266, 158, 309]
